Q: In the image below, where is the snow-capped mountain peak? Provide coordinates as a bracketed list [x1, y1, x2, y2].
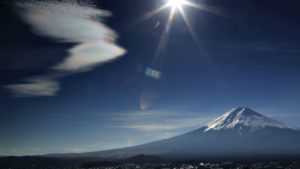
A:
[204, 107, 296, 132]
[49, 107, 300, 159]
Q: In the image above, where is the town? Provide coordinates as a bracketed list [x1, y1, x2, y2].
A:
[79, 161, 300, 169]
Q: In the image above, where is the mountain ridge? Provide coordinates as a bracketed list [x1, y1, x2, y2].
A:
[46, 107, 300, 160]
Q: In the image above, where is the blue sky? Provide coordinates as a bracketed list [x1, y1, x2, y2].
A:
[1, 0, 300, 155]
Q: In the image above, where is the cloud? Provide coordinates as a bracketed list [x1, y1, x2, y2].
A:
[113, 110, 212, 132]
[5, 76, 59, 97]
[116, 117, 210, 132]
[5, 0, 126, 97]
[54, 42, 124, 71]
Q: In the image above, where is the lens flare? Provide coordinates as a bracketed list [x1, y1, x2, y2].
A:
[137, 0, 223, 110]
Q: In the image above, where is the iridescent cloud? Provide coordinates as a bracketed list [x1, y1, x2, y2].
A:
[5, 0, 126, 97]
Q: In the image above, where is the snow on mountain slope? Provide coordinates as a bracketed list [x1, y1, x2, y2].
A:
[204, 107, 298, 132]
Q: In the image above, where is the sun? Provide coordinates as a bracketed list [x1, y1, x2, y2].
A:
[167, 0, 187, 9]
[167, 0, 188, 10]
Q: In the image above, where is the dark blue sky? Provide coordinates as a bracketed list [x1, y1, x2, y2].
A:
[1, 0, 300, 155]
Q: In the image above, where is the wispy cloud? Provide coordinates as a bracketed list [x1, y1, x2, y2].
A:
[113, 110, 212, 132]
[5, 0, 126, 97]
[5, 76, 59, 97]
[116, 117, 209, 132]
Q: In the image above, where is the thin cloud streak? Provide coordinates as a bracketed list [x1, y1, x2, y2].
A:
[5, 0, 126, 97]
[115, 117, 211, 132]
[113, 109, 214, 132]
[5, 77, 59, 97]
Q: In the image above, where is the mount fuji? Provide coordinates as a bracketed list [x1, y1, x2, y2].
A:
[50, 107, 300, 160]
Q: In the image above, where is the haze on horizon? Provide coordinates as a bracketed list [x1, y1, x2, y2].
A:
[1, 0, 300, 156]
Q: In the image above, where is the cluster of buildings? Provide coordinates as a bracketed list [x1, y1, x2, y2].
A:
[80, 161, 300, 169]
[4, 161, 300, 169]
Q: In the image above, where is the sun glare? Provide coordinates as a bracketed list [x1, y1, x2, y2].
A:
[167, 0, 187, 10]
[138, 0, 220, 110]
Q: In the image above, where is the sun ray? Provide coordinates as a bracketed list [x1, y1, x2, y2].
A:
[154, 7, 175, 58]
[139, 0, 222, 110]
[178, 6, 200, 46]
[184, 1, 225, 16]
[141, 4, 169, 21]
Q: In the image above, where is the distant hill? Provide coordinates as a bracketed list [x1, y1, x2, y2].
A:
[48, 107, 300, 161]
